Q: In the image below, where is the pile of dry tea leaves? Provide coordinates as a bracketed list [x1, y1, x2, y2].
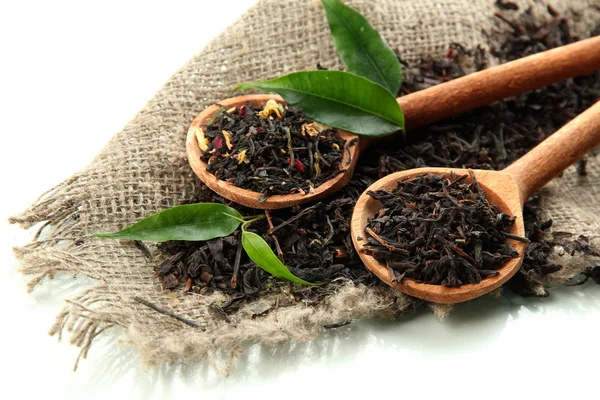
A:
[363, 173, 519, 287]
[199, 100, 345, 199]
[155, 5, 600, 314]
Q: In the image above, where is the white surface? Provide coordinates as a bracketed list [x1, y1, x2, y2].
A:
[1, 1, 599, 399]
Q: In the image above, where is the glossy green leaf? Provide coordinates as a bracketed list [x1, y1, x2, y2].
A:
[321, 0, 402, 94]
[94, 203, 243, 242]
[242, 231, 315, 285]
[235, 71, 404, 136]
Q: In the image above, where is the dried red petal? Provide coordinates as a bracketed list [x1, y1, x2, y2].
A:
[287, 158, 305, 173]
[238, 105, 248, 116]
[446, 48, 454, 59]
[212, 135, 224, 150]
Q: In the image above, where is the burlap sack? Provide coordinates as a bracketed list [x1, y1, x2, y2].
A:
[10, 0, 600, 371]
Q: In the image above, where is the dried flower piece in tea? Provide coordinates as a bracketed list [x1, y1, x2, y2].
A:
[363, 173, 519, 287]
[199, 100, 345, 199]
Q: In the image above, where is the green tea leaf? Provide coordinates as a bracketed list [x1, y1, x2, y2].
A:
[235, 71, 404, 136]
[94, 203, 243, 242]
[321, 0, 402, 94]
[242, 231, 315, 285]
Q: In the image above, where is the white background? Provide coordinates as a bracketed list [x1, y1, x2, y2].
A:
[1, 1, 599, 399]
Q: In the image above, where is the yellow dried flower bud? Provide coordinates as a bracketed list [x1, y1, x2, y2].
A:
[302, 122, 329, 137]
[258, 99, 284, 119]
[195, 128, 210, 152]
[222, 130, 234, 150]
[236, 149, 248, 164]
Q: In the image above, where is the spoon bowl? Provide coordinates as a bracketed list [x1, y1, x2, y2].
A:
[351, 168, 527, 304]
[186, 94, 361, 209]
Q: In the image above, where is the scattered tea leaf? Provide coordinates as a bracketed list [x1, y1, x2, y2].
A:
[235, 71, 404, 136]
[241, 231, 315, 285]
[95, 203, 243, 242]
[321, 0, 402, 94]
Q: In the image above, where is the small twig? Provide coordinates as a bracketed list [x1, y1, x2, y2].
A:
[134, 240, 153, 259]
[133, 296, 205, 329]
[366, 227, 409, 254]
[231, 239, 243, 289]
[446, 173, 468, 189]
[324, 215, 335, 245]
[502, 232, 531, 243]
[434, 235, 477, 265]
[265, 210, 284, 262]
[285, 127, 295, 173]
[493, 11, 525, 34]
[307, 142, 315, 177]
[268, 203, 321, 234]
[323, 321, 351, 329]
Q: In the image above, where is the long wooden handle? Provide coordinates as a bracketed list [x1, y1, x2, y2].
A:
[396, 36, 600, 131]
[503, 100, 600, 203]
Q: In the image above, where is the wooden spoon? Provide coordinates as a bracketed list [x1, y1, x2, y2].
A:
[187, 36, 600, 209]
[351, 100, 600, 304]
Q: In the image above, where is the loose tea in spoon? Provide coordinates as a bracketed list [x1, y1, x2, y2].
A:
[363, 172, 520, 287]
[198, 100, 345, 200]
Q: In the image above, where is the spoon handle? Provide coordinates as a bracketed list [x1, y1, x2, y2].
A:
[503, 100, 600, 203]
[397, 36, 600, 131]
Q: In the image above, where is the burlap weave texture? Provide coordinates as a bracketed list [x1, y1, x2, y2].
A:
[9, 0, 600, 370]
